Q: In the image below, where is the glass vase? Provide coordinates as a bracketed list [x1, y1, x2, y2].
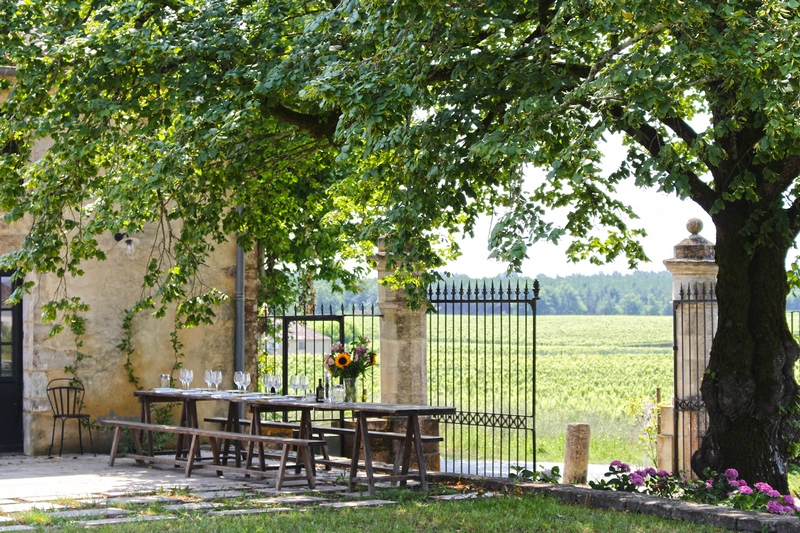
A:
[343, 377, 358, 403]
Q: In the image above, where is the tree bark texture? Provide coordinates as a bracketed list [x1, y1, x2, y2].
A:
[693, 205, 800, 493]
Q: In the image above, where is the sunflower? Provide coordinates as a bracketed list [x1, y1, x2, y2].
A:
[335, 352, 352, 369]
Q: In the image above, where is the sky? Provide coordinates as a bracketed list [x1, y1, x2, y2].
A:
[444, 136, 716, 279]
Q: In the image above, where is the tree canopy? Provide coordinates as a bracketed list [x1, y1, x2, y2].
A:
[4, 0, 800, 488]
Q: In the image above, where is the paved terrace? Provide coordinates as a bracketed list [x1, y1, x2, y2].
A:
[0, 453, 798, 531]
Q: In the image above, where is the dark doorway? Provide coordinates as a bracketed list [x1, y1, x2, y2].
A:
[0, 273, 23, 452]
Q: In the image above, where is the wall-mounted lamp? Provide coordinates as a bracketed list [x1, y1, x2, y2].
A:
[114, 232, 140, 260]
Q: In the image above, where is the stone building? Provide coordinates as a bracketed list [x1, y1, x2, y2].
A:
[0, 66, 261, 455]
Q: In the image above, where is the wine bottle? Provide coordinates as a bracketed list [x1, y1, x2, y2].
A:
[316, 378, 325, 402]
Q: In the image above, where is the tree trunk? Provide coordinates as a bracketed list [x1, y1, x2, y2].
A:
[693, 206, 800, 493]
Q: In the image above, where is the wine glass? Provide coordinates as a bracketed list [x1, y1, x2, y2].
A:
[289, 375, 300, 395]
[273, 374, 282, 395]
[234, 371, 244, 391]
[212, 370, 222, 391]
[264, 374, 275, 394]
[179, 368, 187, 390]
[185, 369, 193, 389]
[298, 375, 309, 397]
[204, 370, 213, 389]
[243, 373, 251, 392]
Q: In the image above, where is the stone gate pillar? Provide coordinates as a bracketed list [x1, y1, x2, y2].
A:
[372, 238, 427, 405]
[660, 218, 717, 476]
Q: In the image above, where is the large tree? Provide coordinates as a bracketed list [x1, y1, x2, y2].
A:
[3, 0, 800, 489]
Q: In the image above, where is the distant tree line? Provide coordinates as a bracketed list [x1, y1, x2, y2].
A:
[314, 271, 670, 316]
[312, 271, 800, 316]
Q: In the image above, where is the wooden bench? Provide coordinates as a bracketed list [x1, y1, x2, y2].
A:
[100, 419, 325, 489]
[203, 416, 443, 474]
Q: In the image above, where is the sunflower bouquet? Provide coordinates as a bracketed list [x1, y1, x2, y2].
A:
[325, 336, 378, 379]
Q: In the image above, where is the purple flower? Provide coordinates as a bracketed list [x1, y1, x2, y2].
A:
[755, 482, 781, 498]
[644, 467, 657, 476]
[739, 485, 754, 495]
[630, 473, 644, 487]
[657, 469, 671, 478]
[705, 480, 713, 489]
[723, 468, 739, 480]
[767, 500, 796, 515]
[782, 495, 795, 506]
[609, 460, 630, 472]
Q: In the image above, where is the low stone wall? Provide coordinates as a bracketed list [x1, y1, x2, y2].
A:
[426, 472, 800, 533]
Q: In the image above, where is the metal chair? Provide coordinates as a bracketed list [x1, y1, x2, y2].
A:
[46, 378, 96, 456]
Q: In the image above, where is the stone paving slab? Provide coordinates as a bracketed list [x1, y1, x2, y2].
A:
[0, 502, 14, 506]
[79, 515, 177, 527]
[48, 508, 129, 519]
[207, 508, 292, 516]
[251, 495, 329, 505]
[0, 502, 64, 513]
[319, 499, 397, 509]
[163, 502, 222, 511]
[0, 525, 35, 531]
[105, 495, 182, 505]
[192, 490, 251, 500]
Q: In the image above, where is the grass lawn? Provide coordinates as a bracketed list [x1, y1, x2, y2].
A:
[50, 492, 724, 533]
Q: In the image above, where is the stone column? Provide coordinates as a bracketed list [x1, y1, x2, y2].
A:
[661, 218, 717, 476]
[372, 238, 427, 405]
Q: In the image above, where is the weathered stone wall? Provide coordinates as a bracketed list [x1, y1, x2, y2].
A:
[21, 224, 243, 455]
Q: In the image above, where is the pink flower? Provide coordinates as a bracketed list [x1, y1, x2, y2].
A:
[755, 482, 781, 498]
[723, 468, 739, 480]
[705, 480, 713, 489]
[739, 486, 753, 495]
[782, 495, 795, 506]
[609, 460, 631, 473]
[767, 500, 796, 515]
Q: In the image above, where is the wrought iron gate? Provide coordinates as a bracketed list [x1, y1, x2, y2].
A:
[426, 279, 540, 477]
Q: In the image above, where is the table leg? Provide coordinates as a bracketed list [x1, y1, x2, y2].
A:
[353, 412, 376, 494]
[410, 415, 428, 491]
[348, 416, 362, 492]
[298, 409, 315, 475]
[139, 397, 154, 458]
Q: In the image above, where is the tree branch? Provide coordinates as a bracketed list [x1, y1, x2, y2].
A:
[266, 104, 340, 141]
[609, 106, 716, 212]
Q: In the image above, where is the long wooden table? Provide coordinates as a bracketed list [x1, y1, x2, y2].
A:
[237, 398, 455, 494]
[135, 389, 455, 493]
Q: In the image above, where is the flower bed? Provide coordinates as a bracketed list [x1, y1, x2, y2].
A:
[590, 461, 800, 517]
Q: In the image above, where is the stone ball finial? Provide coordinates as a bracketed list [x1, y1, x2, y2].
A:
[687, 218, 703, 235]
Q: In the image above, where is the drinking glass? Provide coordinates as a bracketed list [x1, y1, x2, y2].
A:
[185, 369, 193, 389]
[204, 370, 213, 389]
[243, 373, 251, 392]
[234, 371, 244, 391]
[289, 375, 300, 395]
[273, 374, 282, 395]
[212, 371, 222, 391]
[298, 375, 309, 397]
[179, 368, 187, 389]
[264, 374, 276, 394]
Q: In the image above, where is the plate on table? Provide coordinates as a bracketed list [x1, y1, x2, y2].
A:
[153, 388, 180, 393]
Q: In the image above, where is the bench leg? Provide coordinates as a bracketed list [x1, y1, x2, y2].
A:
[108, 427, 122, 467]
